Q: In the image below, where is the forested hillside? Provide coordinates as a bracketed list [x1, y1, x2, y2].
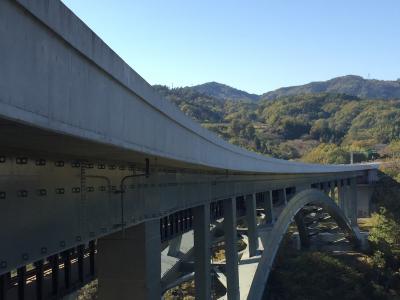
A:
[154, 84, 400, 162]
[191, 82, 259, 102]
[154, 82, 400, 299]
[262, 75, 400, 100]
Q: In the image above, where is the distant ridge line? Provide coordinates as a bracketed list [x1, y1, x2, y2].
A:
[156, 75, 400, 102]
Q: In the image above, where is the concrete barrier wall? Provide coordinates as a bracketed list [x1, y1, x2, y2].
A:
[0, 0, 375, 174]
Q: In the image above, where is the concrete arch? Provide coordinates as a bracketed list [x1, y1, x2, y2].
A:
[248, 189, 361, 300]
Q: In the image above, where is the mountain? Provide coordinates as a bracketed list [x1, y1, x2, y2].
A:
[191, 82, 260, 102]
[261, 75, 400, 100]
[162, 76, 400, 103]
[153, 84, 226, 123]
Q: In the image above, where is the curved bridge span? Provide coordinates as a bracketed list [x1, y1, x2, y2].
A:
[0, 1, 378, 299]
[248, 189, 362, 299]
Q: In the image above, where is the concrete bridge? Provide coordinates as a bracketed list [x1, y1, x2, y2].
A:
[0, 0, 377, 299]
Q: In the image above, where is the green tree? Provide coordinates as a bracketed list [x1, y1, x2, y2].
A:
[302, 143, 349, 164]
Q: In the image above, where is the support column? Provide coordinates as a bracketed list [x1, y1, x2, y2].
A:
[356, 184, 374, 217]
[223, 198, 240, 300]
[294, 210, 310, 249]
[342, 180, 352, 221]
[283, 188, 288, 205]
[98, 220, 161, 300]
[337, 181, 345, 210]
[348, 178, 358, 225]
[330, 182, 336, 200]
[323, 182, 330, 195]
[245, 194, 258, 257]
[276, 189, 286, 206]
[343, 181, 351, 220]
[167, 235, 182, 258]
[263, 191, 274, 224]
[193, 204, 211, 300]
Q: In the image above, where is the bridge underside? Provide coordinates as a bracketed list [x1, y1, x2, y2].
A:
[0, 150, 361, 276]
[0, 117, 200, 172]
[0, 132, 368, 300]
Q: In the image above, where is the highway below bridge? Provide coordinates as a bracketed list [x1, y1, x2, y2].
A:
[0, 0, 378, 299]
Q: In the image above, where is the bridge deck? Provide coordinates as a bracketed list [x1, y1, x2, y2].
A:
[0, 0, 375, 175]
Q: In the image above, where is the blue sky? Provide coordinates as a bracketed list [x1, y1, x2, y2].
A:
[62, 0, 400, 94]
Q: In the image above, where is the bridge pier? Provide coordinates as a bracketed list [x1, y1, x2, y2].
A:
[322, 182, 330, 195]
[348, 178, 358, 225]
[337, 179, 359, 225]
[223, 197, 240, 300]
[343, 181, 351, 220]
[283, 188, 288, 205]
[356, 184, 374, 217]
[193, 204, 211, 300]
[294, 210, 310, 249]
[97, 220, 161, 300]
[338, 180, 345, 210]
[263, 191, 274, 224]
[330, 181, 336, 199]
[167, 235, 182, 258]
[293, 185, 311, 248]
[275, 189, 287, 206]
[245, 194, 259, 257]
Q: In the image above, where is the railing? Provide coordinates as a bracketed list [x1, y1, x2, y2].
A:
[0, 241, 96, 300]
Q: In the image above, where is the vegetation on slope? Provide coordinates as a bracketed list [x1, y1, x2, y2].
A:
[154, 84, 400, 161]
[261, 75, 400, 101]
[191, 81, 259, 102]
[266, 251, 393, 300]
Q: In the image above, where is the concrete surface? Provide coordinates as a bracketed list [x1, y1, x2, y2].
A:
[0, 0, 377, 174]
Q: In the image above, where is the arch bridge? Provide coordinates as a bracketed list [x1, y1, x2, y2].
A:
[0, 1, 377, 299]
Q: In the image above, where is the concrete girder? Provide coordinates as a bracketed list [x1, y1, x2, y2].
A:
[0, 151, 365, 276]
